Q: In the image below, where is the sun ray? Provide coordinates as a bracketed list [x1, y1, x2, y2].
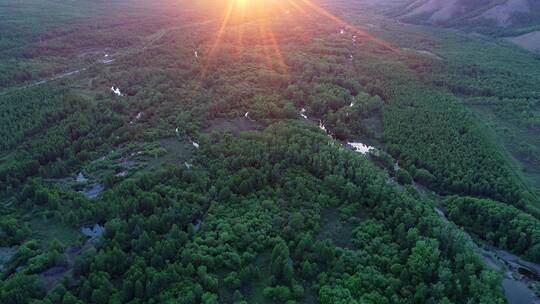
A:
[234, 0, 247, 57]
[267, 28, 288, 74]
[199, 0, 398, 79]
[286, 0, 308, 15]
[201, 0, 235, 77]
[257, 17, 274, 70]
[298, 0, 398, 52]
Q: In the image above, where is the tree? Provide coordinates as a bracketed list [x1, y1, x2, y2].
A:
[407, 239, 441, 285]
[0, 274, 44, 304]
[270, 239, 294, 285]
[396, 169, 413, 185]
[201, 292, 218, 304]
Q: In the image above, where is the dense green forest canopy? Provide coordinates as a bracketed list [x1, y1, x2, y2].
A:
[1, 0, 540, 303]
[446, 196, 540, 263]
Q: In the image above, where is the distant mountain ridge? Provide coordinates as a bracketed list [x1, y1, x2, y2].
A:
[391, 0, 540, 36]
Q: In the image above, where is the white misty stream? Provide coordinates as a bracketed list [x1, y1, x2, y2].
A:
[80, 183, 104, 199]
[111, 86, 123, 96]
[300, 108, 308, 119]
[0, 246, 17, 272]
[194, 219, 202, 231]
[130, 112, 143, 125]
[319, 121, 337, 139]
[310, 109, 375, 156]
[76, 172, 88, 183]
[348, 142, 376, 155]
[81, 224, 104, 239]
[319, 121, 328, 133]
[433, 210, 540, 304]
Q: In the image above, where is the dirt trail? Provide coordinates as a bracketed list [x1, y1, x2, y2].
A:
[0, 19, 218, 95]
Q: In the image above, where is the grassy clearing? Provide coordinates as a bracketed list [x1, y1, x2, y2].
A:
[318, 208, 356, 249]
[29, 218, 81, 246]
[468, 104, 540, 197]
[204, 117, 263, 136]
[244, 251, 272, 304]
[146, 138, 193, 170]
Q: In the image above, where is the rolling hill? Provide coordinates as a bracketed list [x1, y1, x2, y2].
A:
[392, 0, 540, 36]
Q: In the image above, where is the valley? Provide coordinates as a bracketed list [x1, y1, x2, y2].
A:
[1, 0, 540, 303]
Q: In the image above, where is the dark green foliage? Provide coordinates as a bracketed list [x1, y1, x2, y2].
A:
[0, 123, 505, 303]
[396, 168, 413, 185]
[0, 218, 31, 247]
[413, 168, 436, 187]
[1, 0, 537, 303]
[382, 84, 524, 204]
[446, 196, 540, 262]
[0, 87, 125, 190]
[270, 240, 294, 286]
[0, 273, 45, 304]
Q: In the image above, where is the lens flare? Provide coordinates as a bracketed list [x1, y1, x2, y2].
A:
[200, 0, 397, 77]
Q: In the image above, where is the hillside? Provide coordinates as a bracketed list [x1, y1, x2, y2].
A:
[392, 0, 540, 36]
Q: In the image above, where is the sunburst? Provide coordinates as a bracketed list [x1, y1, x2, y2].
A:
[200, 0, 396, 77]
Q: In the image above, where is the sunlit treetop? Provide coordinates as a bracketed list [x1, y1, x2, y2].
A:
[197, 0, 397, 77]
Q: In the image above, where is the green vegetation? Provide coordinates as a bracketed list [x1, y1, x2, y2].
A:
[0, 86, 124, 189]
[0, 0, 106, 89]
[2, 124, 506, 303]
[446, 196, 540, 263]
[0, 0, 539, 303]
[348, 10, 540, 211]
[435, 31, 540, 202]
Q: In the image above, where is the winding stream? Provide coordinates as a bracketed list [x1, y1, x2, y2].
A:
[311, 107, 540, 302]
[79, 183, 104, 199]
[348, 142, 376, 155]
[435, 207, 540, 304]
[81, 224, 105, 239]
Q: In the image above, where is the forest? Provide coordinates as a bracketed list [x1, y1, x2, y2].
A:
[446, 196, 540, 263]
[1, 0, 540, 303]
[1, 124, 507, 303]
